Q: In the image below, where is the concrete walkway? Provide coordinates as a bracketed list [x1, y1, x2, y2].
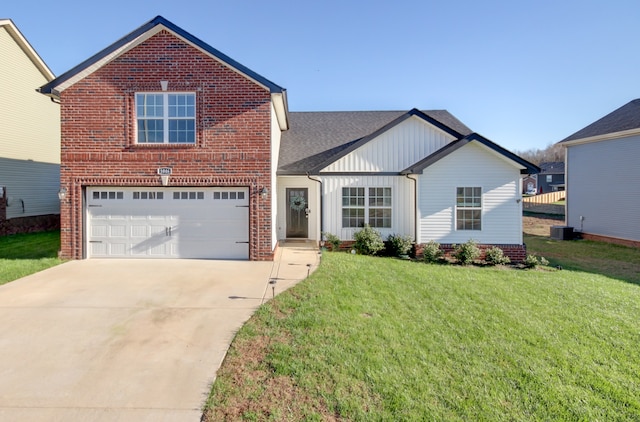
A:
[0, 241, 319, 422]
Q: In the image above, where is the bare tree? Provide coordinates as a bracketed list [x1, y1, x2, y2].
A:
[515, 143, 564, 166]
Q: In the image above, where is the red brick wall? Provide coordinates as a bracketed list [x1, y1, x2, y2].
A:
[59, 30, 273, 260]
[579, 233, 640, 249]
[415, 243, 527, 263]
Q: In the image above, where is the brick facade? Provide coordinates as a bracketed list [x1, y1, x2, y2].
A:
[328, 239, 527, 263]
[58, 30, 274, 260]
[415, 242, 527, 263]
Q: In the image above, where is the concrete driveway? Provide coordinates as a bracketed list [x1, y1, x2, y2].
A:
[0, 242, 319, 421]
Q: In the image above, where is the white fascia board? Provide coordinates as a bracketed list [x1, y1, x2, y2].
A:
[271, 92, 289, 131]
[1, 19, 55, 81]
[561, 127, 640, 147]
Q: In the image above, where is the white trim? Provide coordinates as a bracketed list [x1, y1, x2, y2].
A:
[561, 127, 640, 147]
[135, 92, 196, 144]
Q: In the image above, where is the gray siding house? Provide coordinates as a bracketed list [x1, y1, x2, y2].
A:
[559, 98, 640, 247]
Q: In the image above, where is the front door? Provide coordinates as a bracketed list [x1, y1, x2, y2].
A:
[286, 188, 308, 238]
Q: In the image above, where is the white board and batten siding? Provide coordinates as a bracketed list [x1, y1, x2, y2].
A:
[321, 175, 414, 241]
[566, 134, 640, 242]
[322, 116, 455, 172]
[417, 142, 523, 245]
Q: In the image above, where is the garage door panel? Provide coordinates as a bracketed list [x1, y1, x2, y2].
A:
[87, 187, 249, 259]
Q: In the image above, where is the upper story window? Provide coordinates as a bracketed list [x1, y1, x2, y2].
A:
[136, 93, 195, 144]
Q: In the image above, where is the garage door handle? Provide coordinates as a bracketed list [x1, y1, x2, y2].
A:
[236, 241, 249, 244]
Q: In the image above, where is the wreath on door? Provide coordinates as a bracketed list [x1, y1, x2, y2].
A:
[290, 195, 307, 212]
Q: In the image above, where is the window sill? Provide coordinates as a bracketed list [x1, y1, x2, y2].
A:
[126, 143, 198, 151]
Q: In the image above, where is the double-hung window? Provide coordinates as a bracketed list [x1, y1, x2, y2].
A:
[136, 93, 195, 144]
[456, 187, 482, 230]
[342, 187, 365, 228]
[342, 187, 392, 228]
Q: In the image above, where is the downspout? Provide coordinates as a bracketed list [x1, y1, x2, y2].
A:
[306, 173, 323, 242]
[405, 174, 418, 243]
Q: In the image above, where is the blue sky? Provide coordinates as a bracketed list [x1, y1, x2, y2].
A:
[4, 0, 639, 151]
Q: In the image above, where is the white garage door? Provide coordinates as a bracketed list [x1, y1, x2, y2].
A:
[87, 187, 249, 259]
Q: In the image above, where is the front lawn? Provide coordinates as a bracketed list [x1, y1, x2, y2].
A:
[204, 252, 640, 420]
[0, 231, 63, 285]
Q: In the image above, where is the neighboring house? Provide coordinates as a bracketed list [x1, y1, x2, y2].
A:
[537, 161, 565, 193]
[559, 98, 640, 247]
[39, 16, 539, 261]
[0, 19, 60, 236]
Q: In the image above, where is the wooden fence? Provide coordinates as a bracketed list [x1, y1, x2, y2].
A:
[523, 191, 565, 206]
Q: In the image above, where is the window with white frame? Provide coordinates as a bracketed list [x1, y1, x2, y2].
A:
[136, 93, 195, 144]
[368, 187, 392, 228]
[456, 187, 482, 230]
[342, 187, 392, 228]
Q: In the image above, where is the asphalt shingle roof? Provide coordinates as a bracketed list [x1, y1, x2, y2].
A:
[539, 161, 565, 174]
[560, 99, 640, 143]
[278, 110, 472, 174]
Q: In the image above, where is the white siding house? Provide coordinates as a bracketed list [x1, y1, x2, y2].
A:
[416, 142, 523, 245]
[560, 99, 640, 246]
[0, 19, 60, 234]
[278, 110, 538, 261]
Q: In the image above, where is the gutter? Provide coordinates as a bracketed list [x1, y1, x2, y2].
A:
[306, 173, 323, 241]
[405, 174, 418, 243]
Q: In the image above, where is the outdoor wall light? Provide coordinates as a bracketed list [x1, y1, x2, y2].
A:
[260, 187, 268, 199]
[57, 187, 67, 200]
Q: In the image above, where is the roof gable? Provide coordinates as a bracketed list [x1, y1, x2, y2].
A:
[37, 16, 289, 130]
[278, 109, 472, 175]
[402, 133, 540, 175]
[38, 16, 284, 97]
[560, 99, 640, 144]
[0, 19, 54, 81]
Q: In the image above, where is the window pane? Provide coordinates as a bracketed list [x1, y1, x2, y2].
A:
[168, 94, 195, 118]
[138, 119, 164, 143]
[168, 119, 195, 143]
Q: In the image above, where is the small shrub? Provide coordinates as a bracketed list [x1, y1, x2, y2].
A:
[422, 240, 444, 264]
[524, 254, 549, 268]
[485, 246, 511, 266]
[387, 233, 413, 257]
[454, 239, 481, 265]
[353, 224, 385, 256]
[322, 232, 342, 252]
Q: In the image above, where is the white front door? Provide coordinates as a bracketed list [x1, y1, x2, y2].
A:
[87, 187, 249, 259]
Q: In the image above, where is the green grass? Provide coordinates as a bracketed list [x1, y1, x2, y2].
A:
[525, 234, 640, 285]
[205, 251, 640, 421]
[0, 231, 63, 285]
